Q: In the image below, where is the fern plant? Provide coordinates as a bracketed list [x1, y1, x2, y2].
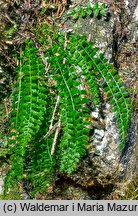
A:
[4, 39, 47, 191]
[4, 27, 133, 195]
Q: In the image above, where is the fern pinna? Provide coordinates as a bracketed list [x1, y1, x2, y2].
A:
[5, 39, 47, 190]
[4, 30, 133, 194]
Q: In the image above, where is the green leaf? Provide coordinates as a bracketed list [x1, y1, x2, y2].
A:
[94, 9, 99, 16]
[87, 8, 93, 16]
[72, 13, 79, 20]
[80, 8, 86, 17]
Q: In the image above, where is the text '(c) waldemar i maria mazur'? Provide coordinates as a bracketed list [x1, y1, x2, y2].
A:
[19, 202, 137, 212]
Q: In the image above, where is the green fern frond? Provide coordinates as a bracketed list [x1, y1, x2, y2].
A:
[97, 63, 133, 149]
[48, 40, 90, 174]
[73, 34, 133, 148]
[5, 39, 47, 190]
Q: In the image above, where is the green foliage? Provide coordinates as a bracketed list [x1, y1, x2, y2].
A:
[4, 39, 47, 192]
[68, 2, 106, 20]
[25, 103, 57, 195]
[64, 33, 132, 149]
[3, 26, 133, 195]
[97, 63, 133, 149]
[47, 37, 90, 173]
